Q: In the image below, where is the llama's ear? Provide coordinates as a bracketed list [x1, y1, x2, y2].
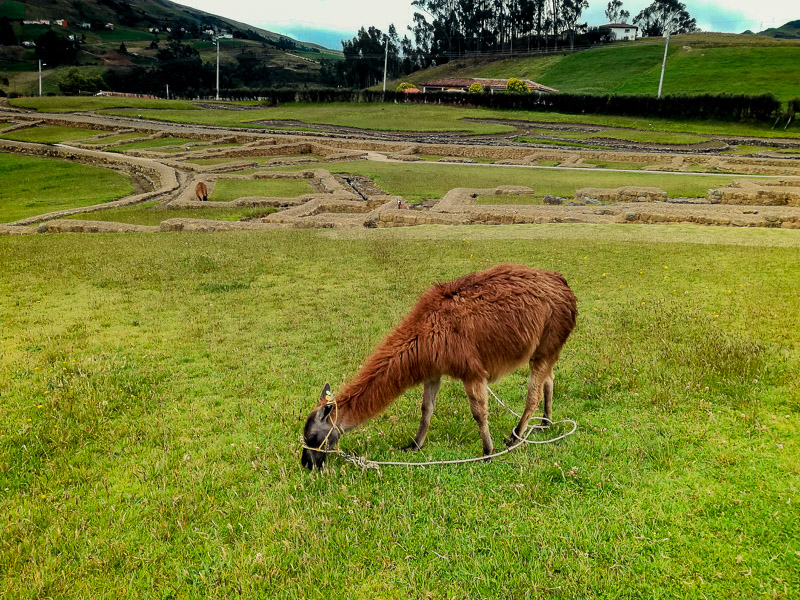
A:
[319, 402, 335, 421]
[319, 383, 332, 405]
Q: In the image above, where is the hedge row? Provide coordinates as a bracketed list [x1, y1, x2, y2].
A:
[209, 88, 786, 122]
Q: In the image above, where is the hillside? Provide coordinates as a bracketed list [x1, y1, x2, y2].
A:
[759, 19, 800, 39]
[394, 33, 800, 101]
[0, 0, 342, 96]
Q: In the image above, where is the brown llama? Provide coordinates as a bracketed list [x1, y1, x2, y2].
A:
[195, 181, 208, 202]
[302, 263, 578, 470]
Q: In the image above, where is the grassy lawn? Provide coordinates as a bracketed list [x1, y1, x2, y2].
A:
[0, 225, 797, 598]
[9, 97, 197, 113]
[312, 161, 754, 202]
[0, 126, 100, 144]
[65, 202, 275, 226]
[0, 152, 134, 223]
[210, 179, 313, 201]
[91, 101, 800, 141]
[94, 132, 151, 144]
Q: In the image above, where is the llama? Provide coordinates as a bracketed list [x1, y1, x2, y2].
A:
[195, 181, 208, 202]
[301, 263, 577, 470]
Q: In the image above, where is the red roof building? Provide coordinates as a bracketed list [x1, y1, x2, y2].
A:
[419, 78, 558, 94]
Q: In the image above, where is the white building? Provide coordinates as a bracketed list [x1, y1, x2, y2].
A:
[601, 23, 639, 41]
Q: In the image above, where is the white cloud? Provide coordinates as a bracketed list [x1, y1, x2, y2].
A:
[175, 0, 798, 38]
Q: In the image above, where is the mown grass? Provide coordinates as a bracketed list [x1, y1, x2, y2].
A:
[0, 225, 797, 598]
[0, 126, 100, 144]
[0, 152, 134, 223]
[9, 97, 198, 113]
[309, 161, 753, 202]
[64, 202, 275, 226]
[210, 179, 313, 201]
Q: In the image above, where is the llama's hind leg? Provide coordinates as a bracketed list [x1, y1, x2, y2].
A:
[540, 372, 554, 427]
[404, 377, 441, 451]
[506, 357, 551, 446]
[464, 379, 494, 456]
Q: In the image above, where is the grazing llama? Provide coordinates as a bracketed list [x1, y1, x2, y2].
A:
[195, 181, 208, 202]
[302, 264, 577, 470]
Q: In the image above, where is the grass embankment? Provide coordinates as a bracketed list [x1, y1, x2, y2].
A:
[107, 137, 199, 153]
[397, 33, 800, 101]
[0, 152, 134, 223]
[8, 97, 198, 113]
[0, 226, 797, 598]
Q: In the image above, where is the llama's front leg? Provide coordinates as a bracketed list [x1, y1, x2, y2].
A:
[464, 379, 494, 456]
[404, 378, 441, 451]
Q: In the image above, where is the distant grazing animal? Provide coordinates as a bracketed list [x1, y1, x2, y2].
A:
[195, 181, 208, 202]
[302, 263, 577, 470]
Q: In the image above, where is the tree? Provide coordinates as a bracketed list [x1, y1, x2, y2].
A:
[0, 16, 17, 46]
[605, 0, 630, 23]
[118, 41, 127, 54]
[57, 68, 106, 95]
[340, 26, 399, 88]
[633, 0, 697, 36]
[561, 0, 588, 49]
[35, 31, 79, 66]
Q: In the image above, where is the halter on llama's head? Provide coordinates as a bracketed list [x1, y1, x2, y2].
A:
[301, 383, 341, 470]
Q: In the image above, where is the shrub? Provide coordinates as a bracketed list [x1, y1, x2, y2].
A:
[506, 78, 529, 94]
[396, 82, 417, 92]
[468, 82, 484, 94]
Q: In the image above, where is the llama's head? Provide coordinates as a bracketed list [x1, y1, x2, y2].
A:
[301, 383, 340, 470]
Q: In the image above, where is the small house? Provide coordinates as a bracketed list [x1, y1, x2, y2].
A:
[600, 23, 639, 41]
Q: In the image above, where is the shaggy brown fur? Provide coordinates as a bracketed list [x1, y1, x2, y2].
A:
[302, 263, 577, 470]
[195, 181, 208, 202]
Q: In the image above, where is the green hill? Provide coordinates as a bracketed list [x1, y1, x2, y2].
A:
[396, 33, 800, 101]
[0, 0, 342, 96]
[759, 19, 800, 39]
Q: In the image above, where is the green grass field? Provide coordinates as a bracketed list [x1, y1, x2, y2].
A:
[310, 161, 752, 202]
[65, 202, 275, 225]
[0, 152, 134, 223]
[0, 225, 797, 598]
[0, 126, 100, 144]
[108, 137, 199, 152]
[210, 179, 313, 201]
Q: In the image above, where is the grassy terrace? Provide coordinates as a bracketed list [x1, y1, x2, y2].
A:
[0, 153, 134, 223]
[65, 202, 275, 226]
[0, 226, 797, 598]
[0, 126, 100, 144]
[298, 161, 752, 202]
[209, 179, 313, 201]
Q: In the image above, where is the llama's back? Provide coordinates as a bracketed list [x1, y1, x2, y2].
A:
[405, 264, 577, 381]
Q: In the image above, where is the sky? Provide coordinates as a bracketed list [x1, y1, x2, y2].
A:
[176, 0, 798, 49]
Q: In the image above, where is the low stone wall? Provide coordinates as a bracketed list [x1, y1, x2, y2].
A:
[575, 186, 668, 203]
[37, 220, 159, 234]
[708, 179, 800, 206]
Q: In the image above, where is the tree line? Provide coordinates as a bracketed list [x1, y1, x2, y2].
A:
[335, 0, 697, 88]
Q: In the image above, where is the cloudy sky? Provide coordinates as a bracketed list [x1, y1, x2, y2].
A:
[176, 0, 797, 49]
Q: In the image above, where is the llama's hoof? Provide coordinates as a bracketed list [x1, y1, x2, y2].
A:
[402, 441, 422, 452]
[504, 429, 520, 447]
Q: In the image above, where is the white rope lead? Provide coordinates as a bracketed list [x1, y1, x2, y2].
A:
[333, 385, 577, 469]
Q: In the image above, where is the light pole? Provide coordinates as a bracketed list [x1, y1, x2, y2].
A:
[215, 37, 220, 101]
[382, 36, 389, 93]
[38, 59, 45, 96]
[657, 31, 670, 98]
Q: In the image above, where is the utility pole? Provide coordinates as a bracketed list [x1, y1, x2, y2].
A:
[38, 59, 43, 96]
[657, 31, 670, 98]
[166, 83, 169, 100]
[215, 37, 220, 101]
[382, 36, 389, 93]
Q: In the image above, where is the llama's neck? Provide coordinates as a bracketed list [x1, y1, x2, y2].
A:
[333, 331, 425, 430]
